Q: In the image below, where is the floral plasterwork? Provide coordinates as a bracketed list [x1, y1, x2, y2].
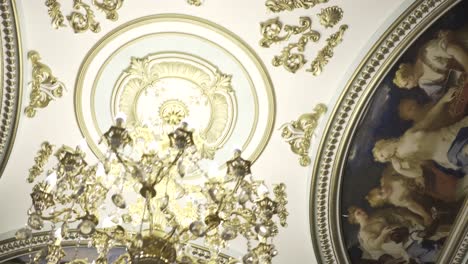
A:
[260, 17, 321, 73]
[116, 54, 237, 160]
[187, 0, 203, 6]
[28, 142, 54, 183]
[25, 51, 66, 118]
[44, 0, 124, 33]
[307, 24, 348, 75]
[265, 0, 329, 13]
[317, 6, 343, 28]
[280, 104, 327, 166]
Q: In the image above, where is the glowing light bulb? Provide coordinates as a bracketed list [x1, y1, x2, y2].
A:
[45, 172, 57, 192]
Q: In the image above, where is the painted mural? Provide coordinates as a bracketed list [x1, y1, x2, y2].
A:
[341, 2, 468, 263]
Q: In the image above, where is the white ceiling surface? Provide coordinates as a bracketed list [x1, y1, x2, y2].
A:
[0, 0, 408, 263]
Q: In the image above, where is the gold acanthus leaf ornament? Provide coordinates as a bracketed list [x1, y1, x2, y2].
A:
[93, 0, 124, 21]
[67, 0, 101, 33]
[44, 0, 124, 33]
[280, 103, 327, 166]
[28, 142, 54, 183]
[260, 17, 320, 73]
[307, 24, 348, 76]
[187, 0, 203, 6]
[318, 6, 344, 28]
[45, 0, 66, 29]
[265, 0, 329, 13]
[25, 51, 66, 118]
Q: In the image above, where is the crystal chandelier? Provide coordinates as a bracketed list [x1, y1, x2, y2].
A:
[18, 117, 288, 264]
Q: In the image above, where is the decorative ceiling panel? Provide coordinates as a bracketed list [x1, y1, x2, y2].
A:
[74, 15, 275, 168]
[311, 0, 468, 263]
[0, 0, 22, 177]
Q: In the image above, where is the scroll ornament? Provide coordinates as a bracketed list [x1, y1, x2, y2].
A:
[25, 51, 66, 118]
[280, 104, 327, 166]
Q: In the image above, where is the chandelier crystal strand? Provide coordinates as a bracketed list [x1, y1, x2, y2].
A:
[20, 117, 288, 264]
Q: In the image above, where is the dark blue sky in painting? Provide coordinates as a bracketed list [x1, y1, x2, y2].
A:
[340, 0, 468, 249]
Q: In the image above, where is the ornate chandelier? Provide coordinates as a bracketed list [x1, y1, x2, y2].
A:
[17, 117, 288, 264]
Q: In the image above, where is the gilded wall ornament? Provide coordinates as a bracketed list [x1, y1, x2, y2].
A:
[45, 0, 66, 29]
[280, 103, 327, 166]
[307, 24, 348, 75]
[67, 0, 101, 33]
[265, 0, 329, 13]
[93, 0, 124, 21]
[28, 142, 54, 183]
[25, 51, 65, 118]
[317, 6, 343, 28]
[44, 0, 125, 33]
[187, 0, 203, 6]
[260, 17, 320, 73]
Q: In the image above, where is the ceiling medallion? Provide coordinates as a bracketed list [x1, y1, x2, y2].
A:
[113, 53, 237, 161]
[76, 14, 275, 170]
[159, 99, 190, 126]
[25, 51, 66, 118]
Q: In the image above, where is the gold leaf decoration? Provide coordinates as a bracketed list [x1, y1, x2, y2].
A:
[280, 103, 327, 166]
[92, 0, 124, 21]
[307, 24, 348, 75]
[25, 51, 66, 118]
[317, 6, 343, 28]
[261, 17, 320, 73]
[28, 142, 54, 183]
[265, 0, 329, 13]
[67, 0, 101, 33]
[44, 0, 124, 33]
[45, 0, 66, 29]
[187, 0, 203, 6]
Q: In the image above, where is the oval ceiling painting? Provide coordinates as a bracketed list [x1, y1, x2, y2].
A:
[75, 15, 275, 171]
[311, 1, 468, 263]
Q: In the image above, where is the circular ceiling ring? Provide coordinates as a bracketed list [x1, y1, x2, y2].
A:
[75, 14, 276, 168]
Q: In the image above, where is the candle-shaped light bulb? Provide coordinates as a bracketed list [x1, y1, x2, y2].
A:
[45, 172, 57, 192]
[54, 227, 62, 245]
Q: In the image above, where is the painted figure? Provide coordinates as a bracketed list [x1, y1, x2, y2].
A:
[347, 206, 442, 263]
[393, 26, 468, 102]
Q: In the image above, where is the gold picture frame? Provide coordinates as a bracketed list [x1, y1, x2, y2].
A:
[310, 0, 467, 263]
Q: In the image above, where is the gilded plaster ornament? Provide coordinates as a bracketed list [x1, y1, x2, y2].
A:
[260, 17, 320, 73]
[307, 24, 348, 76]
[187, 0, 203, 6]
[265, 0, 329, 13]
[67, 0, 101, 33]
[317, 6, 343, 28]
[280, 103, 327, 166]
[45, 0, 66, 29]
[44, 0, 124, 33]
[116, 54, 236, 160]
[28, 142, 54, 183]
[25, 51, 66, 118]
[93, 0, 124, 21]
